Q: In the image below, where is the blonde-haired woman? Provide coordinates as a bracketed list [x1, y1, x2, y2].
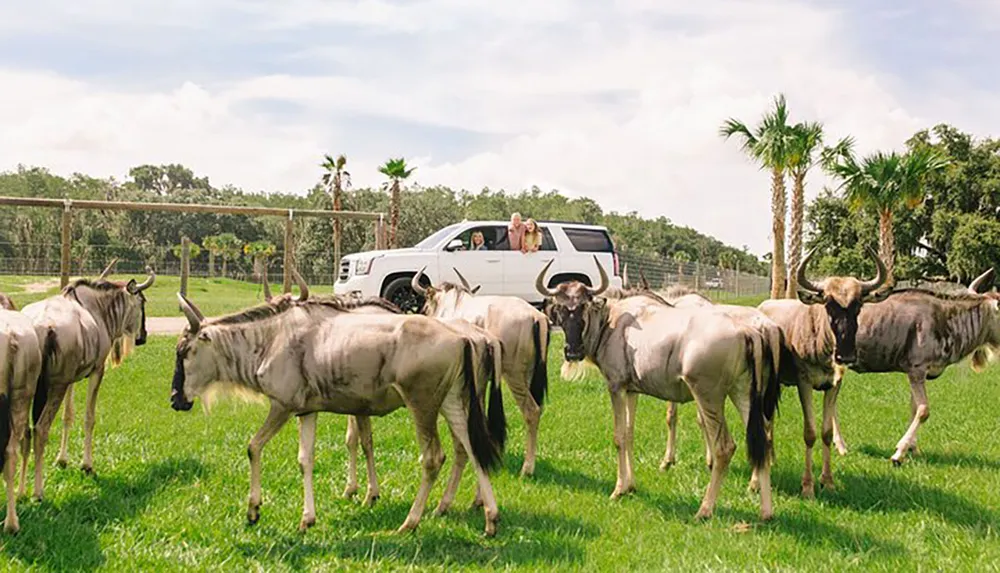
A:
[470, 231, 487, 251]
[522, 218, 542, 253]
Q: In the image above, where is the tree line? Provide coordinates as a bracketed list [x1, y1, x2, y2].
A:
[722, 94, 996, 297]
[0, 161, 768, 281]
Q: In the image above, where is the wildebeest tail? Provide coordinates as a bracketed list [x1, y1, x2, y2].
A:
[745, 331, 779, 469]
[776, 329, 798, 386]
[530, 319, 548, 406]
[485, 340, 507, 452]
[464, 341, 502, 472]
[32, 329, 57, 426]
[0, 337, 14, 469]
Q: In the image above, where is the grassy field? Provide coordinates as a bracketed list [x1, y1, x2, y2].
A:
[1, 333, 999, 571]
[0, 274, 303, 318]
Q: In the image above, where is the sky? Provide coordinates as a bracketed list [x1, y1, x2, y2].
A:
[1, 0, 998, 255]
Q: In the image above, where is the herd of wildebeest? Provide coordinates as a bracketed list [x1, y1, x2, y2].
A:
[0, 247, 998, 538]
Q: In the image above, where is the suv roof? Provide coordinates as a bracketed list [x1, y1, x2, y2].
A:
[461, 219, 610, 230]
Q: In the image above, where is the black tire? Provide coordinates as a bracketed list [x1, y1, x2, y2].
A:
[382, 277, 424, 314]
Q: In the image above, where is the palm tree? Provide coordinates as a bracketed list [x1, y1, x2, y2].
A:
[720, 94, 794, 299]
[785, 121, 824, 297]
[378, 158, 416, 249]
[243, 240, 277, 282]
[825, 144, 949, 285]
[320, 154, 350, 275]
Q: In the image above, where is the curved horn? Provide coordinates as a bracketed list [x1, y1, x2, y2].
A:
[134, 266, 156, 292]
[98, 257, 118, 280]
[968, 268, 996, 294]
[638, 266, 651, 290]
[452, 267, 479, 293]
[587, 255, 610, 296]
[411, 267, 429, 296]
[292, 268, 309, 302]
[534, 259, 558, 297]
[261, 268, 273, 302]
[796, 246, 823, 294]
[177, 293, 203, 332]
[622, 263, 630, 288]
[859, 247, 887, 295]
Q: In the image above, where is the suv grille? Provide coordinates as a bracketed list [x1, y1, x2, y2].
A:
[338, 259, 351, 282]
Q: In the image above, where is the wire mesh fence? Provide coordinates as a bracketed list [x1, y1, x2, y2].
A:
[618, 249, 770, 303]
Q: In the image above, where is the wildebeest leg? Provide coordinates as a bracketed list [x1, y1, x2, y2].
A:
[297, 412, 317, 531]
[32, 383, 71, 501]
[247, 402, 292, 525]
[798, 384, 817, 498]
[609, 388, 631, 499]
[695, 408, 713, 470]
[80, 365, 106, 474]
[692, 392, 735, 520]
[622, 391, 639, 494]
[506, 369, 541, 477]
[730, 385, 773, 520]
[890, 372, 929, 466]
[18, 430, 30, 498]
[819, 387, 839, 489]
[906, 394, 920, 456]
[439, 391, 499, 537]
[397, 409, 444, 535]
[660, 402, 678, 470]
[830, 366, 848, 455]
[355, 415, 380, 506]
[343, 415, 360, 499]
[434, 424, 469, 517]
[3, 428, 18, 534]
[55, 384, 74, 469]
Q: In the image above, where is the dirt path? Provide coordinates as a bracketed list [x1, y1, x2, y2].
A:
[23, 279, 61, 293]
[147, 317, 189, 335]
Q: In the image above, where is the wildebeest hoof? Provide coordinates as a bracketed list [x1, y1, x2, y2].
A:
[760, 510, 774, 522]
[801, 483, 815, 499]
[433, 504, 449, 517]
[298, 516, 315, 532]
[363, 494, 380, 508]
[56, 459, 68, 469]
[694, 508, 713, 521]
[247, 506, 261, 525]
[342, 484, 359, 499]
[659, 458, 676, 471]
[609, 486, 634, 500]
[4, 520, 19, 535]
[484, 521, 497, 537]
[396, 520, 418, 534]
[519, 465, 535, 478]
[470, 497, 484, 510]
[890, 455, 905, 467]
[81, 465, 94, 476]
[819, 475, 835, 490]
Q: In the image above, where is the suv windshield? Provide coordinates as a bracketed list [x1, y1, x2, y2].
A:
[414, 223, 462, 249]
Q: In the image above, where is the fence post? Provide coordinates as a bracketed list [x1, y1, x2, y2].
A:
[283, 210, 294, 294]
[60, 200, 72, 288]
[180, 236, 191, 299]
[375, 214, 387, 250]
[735, 260, 741, 297]
[695, 261, 701, 290]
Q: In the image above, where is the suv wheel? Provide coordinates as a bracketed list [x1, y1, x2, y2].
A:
[383, 277, 424, 313]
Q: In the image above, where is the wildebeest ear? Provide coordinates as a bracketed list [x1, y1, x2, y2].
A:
[796, 289, 824, 305]
[197, 331, 211, 342]
[593, 297, 608, 310]
[863, 287, 892, 303]
[126, 278, 138, 294]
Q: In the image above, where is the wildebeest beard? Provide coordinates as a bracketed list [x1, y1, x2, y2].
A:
[171, 346, 193, 411]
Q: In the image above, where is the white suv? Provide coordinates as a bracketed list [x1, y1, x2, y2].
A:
[335, 220, 624, 311]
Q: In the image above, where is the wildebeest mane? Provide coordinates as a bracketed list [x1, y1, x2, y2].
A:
[62, 278, 124, 296]
[210, 296, 402, 327]
[885, 288, 1000, 305]
[663, 285, 710, 301]
[603, 287, 673, 306]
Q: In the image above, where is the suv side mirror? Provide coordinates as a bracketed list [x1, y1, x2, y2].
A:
[445, 238, 464, 252]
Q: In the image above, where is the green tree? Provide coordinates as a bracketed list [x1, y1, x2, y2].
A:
[170, 241, 202, 261]
[785, 121, 824, 296]
[207, 232, 242, 277]
[825, 145, 949, 285]
[948, 214, 1000, 282]
[243, 240, 277, 281]
[720, 93, 794, 299]
[378, 158, 416, 249]
[321, 154, 350, 274]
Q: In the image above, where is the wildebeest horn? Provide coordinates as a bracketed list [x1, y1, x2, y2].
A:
[638, 266, 651, 290]
[622, 263, 630, 288]
[411, 267, 429, 296]
[587, 256, 610, 296]
[98, 257, 118, 280]
[860, 247, 887, 295]
[968, 268, 996, 294]
[534, 259, 558, 297]
[452, 267, 481, 293]
[134, 266, 156, 292]
[177, 293, 203, 332]
[796, 246, 823, 294]
[292, 268, 309, 302]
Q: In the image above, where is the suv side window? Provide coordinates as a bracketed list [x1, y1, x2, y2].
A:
[449, 225, 506, 250]
[495, 225, 558, 251]
[564, 228, 614, 252]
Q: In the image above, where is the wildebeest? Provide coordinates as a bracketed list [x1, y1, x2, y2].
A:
[410, 266, 551, 476]
[537, 257, 781, 520]
[832, 268, 1000, 465]
[261, 276, 506, 511]
[20, 268, 154, 499]
[0, 293, 16, 311]
[172, 287, 508, 535]
[0, 309, 45, 534]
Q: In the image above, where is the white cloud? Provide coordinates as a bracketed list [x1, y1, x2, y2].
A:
[1, 0, 998, 254]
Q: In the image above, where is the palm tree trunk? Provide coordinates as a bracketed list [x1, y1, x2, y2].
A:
[222, 257, 228, 278]
[769, 166, 787, 299]
[785, 170, 805, 298]
[389, 181, 400, 249]
[879, 208, 896, 286]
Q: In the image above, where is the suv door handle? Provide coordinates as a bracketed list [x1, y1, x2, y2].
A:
[485, 258, 500, 263]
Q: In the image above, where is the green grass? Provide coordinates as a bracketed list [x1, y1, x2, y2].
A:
[0, 275, 303, 317]
[2, 333, 999, 571]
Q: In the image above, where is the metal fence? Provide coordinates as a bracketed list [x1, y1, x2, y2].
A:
[618, 250, 770, 303]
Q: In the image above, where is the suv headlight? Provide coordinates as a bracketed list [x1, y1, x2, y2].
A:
[355, 257, 376, 275]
